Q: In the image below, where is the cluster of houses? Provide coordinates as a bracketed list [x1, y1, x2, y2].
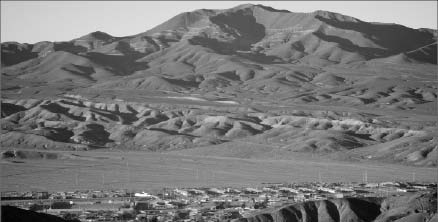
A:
[1, 189, 128, 200]
[2, 181, 435, 221]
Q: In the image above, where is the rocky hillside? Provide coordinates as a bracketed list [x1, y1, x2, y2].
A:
[1, 4, 437, 166]
[236, 191, 437, 222]
[1, 95, 436, 166]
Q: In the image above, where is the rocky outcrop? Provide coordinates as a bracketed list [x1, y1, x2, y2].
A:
[236, 191, 437, 222]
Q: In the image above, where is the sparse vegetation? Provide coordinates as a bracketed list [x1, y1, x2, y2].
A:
[1, 4, 437, 222]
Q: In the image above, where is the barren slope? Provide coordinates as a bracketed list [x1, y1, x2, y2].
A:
[237, 191, 437, 222]
[1, 4, 437, 167]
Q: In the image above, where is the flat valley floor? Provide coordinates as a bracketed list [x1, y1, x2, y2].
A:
[1, 149, 436, 192]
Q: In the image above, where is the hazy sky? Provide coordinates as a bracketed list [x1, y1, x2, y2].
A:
[1, 1, 437, 43]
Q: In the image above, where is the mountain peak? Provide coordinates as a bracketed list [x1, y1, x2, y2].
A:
[230, 3, 256, 10]
[230, 3, 290, 13]
[312, 10, 360, 22]
[78, 31, 114, 41]
[253, 4, 291, 13]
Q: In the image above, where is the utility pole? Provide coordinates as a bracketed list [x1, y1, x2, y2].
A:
[318, 170, 322, 184]
[126, 158, 132, 201]
[210, 171, 214, 185]
[363, 170, 368, 184]
[127, 160, 131, 191]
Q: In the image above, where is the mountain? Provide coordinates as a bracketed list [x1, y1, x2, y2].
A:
[2, 4, 436, 90]
[1, 4, 437, 166]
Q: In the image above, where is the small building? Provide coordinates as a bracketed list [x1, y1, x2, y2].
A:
[365, 183, 379, 188]
[331, 193, 344, 199]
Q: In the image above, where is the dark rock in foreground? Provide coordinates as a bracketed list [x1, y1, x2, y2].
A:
[1, 205, 74, 222]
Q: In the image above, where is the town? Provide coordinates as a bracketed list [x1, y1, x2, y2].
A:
[1, 181, 436, 222]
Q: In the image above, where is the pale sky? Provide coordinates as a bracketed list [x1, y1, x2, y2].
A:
[1, 1, 437, 44]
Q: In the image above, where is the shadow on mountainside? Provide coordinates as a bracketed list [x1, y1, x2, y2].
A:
[84, 52, 149, 76]
[313, 31, 389, 59]
[315, 15, 436, 54]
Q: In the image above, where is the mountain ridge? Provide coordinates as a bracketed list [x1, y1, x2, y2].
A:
[1, 4, 437, 167]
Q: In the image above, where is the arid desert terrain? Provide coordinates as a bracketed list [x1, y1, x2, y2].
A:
[2, 3, 437, 192]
